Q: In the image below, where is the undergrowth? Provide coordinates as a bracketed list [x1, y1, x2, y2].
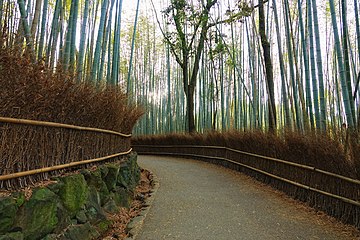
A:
[133, 130, 359, 179]
[0, 47, 143, 134]
[0, 47, 143, 189]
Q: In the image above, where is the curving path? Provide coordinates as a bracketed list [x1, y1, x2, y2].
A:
[136, 155, 358, 240]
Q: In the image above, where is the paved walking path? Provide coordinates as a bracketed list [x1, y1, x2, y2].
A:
[137, 155, 358, 240]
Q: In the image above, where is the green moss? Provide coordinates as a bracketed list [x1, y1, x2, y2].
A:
[82, 169, 109, 205]
[14, 188, 58, 240]
[59, 174, 88, 217]
[85, 186, 106, 222]
[63, 223, 99, 240]
[117, 153, 140, 190]
[40, 234, 57, 240]
[0, 231, 24, 240]
[75, 210, 87, 224]
[12, 192, 25, 208]
[96, 220, 111, 233]
[104, 164, 120, 191]
[99, 165, 109, 178]
[117, 163, 131, 189]
[113, 187, 132, 208]
[0, 197, 18, 234]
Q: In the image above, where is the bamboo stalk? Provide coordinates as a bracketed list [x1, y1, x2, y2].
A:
[0, 117, 132, 137]
[0, 148, 132, 181]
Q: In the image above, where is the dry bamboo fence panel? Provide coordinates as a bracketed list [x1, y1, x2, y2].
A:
[133, 144, 360, 229]
[0, 117, 132, 190]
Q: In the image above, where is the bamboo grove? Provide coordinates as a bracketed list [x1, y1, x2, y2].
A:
[132, 0, 360, 136]
[1, 0, 359, 136]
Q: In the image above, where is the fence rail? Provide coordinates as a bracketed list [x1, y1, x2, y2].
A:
[135, 144, 360, 185]
[0, 148, 132, 181]
[0, 116, 132, 189]
[133, 144, 360, 228]
[0, 116, 132, 137]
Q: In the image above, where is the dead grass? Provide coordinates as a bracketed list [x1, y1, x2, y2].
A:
[0, 47, 143, 190]
[133, 130, 358, 178]
[0, 47, 143, 133]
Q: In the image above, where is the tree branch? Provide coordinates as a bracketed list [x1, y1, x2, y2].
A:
[150, 0, 183, 67]
[205, 0, 270, 29]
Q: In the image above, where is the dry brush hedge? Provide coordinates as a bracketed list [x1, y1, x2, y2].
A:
[132, 131, 360, 229]
[0, 48, 143, 190]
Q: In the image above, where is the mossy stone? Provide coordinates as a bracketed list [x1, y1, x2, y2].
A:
[12, 192, 25, 208]
[14, 188, 58, 240]
[104, 164, 120, 191]
[75, 210, 87, 224]
[0, 232, 24, 240]
[63, 223, 99, 240]
[82, 169, 109, 205]
[129, 153, 141, 183]
[0, 197, 18, 234]
[85, 186, 106, 221]
[103, 198, 118, 213]
[99, 165, 109, 178]
[113, 187, 132, 208]
[47, 181, 64, 194]
[40, 234, 57, 240]
[96, 220, 111, 233]
[53, 203, 71, 234]
[117, 163, 131, 189]
[128, 152, 138, 170]
[58, 174, 88, 217]
[117, 153, 140, 190]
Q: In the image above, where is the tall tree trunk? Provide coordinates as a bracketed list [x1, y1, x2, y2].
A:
[98, 0, 115, 82]
[341, 0, 356, 126]
[17, 0, 35, 61]
[69, 0, 79, 74]
[111, 0, 123, 85]
[30, 0, 42, 44]
[77, 0, 89, 82]
[311, 0, 327, 131]
[283, 0, 303, 131]
[37, 0, 48, 60]
[307, 0, 321, 131]
[63, 0, 75, 70]
[355, 0, 360, 64]
[272, 0, 291, 129]
[127, 0, 140, 94]
[0, 0, 3, 31]
[46, 0, 60, 67]
[329, 0, 354, 128]
[259, 0, 276, 132]
[298, 0, 314, 131]
[91, 0, 109, 82]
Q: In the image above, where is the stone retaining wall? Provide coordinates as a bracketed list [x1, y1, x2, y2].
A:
[0, 152, 140, 240]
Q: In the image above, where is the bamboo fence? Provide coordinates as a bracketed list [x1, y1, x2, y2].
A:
[0, 117, 132, 189]
[133, 144, 360, 229]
